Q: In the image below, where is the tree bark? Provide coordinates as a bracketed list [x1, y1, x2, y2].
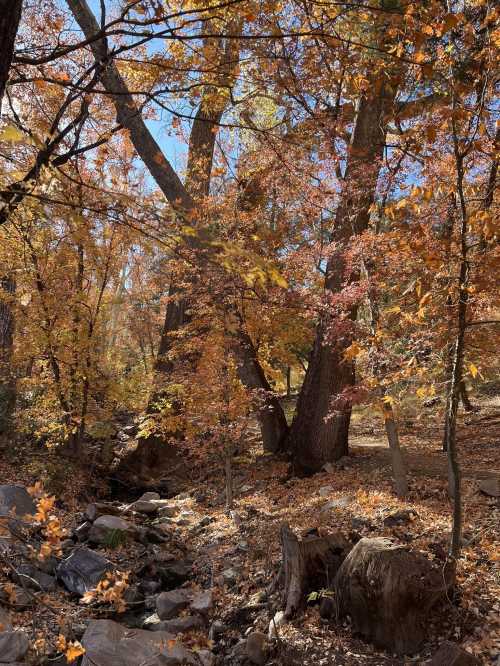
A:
[288, 82, 397, 474]
[382, 403, 408, 497]
[0, 0, 22, 110]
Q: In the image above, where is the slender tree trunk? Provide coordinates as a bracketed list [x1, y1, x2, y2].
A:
[288, 82, 397, 474]
[0, 0, 22, 110]
[382, 402, 408, 497]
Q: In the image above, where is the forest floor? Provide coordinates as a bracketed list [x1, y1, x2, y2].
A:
[0, 395, 498, 665]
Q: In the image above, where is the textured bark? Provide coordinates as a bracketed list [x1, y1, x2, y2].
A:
[279, 523, 350, 618]
[0, 0, 22, 109]
[383, 403, 408, 498]
[288, 83, 397, 474]
[335, 537, 451, 655]
[0, 277, 15, 436]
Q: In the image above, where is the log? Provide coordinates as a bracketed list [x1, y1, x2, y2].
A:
[334, 537, 451, 655]
[279, 523, 350, 618]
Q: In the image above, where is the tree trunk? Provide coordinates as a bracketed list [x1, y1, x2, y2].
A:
[0, 0, 22, 109]
[279, 522, 350, 618]
[382, 402, 408, 497]
[288, 82, 397, 474]
[0, 277, 15, 436]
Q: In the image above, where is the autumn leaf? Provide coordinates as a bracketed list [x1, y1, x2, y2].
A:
[65, 641, 86, 663]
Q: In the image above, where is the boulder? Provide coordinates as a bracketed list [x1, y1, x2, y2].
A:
[156, 589, 190, 620]
[0, 630, 29, 662]
[246, 631, 268, 665]
[80, 619, 197, 666]
[190, 590, 213, 616]
[478, 478, 500, 498]
[14, 564, 56, 592]
[268, 611, 286, 640]
[88, 515, 136, 545]
[158, 560, 191, 588]
[335, 537, 448, 655]
[149, 615, 203, 634]
[0, 607, 12, 632]
[57, 548, 110, 596]
[428, 641, 481, 665]
[0, 485, 36, 519]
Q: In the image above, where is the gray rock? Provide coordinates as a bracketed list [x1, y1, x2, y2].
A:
[84, 502, 122, 522]
[322, 463, 335, 473]
[246, 631, 268, 665]
[320, 497, 350, 512]
[158, 560, 191, 588]
[149, 615, 203, 634]
[74, 521, 92, 542]
[268, 611, 286, 640]
[221, 568, 237, 586]
[0, 607, 12, 631]
[319, 485, 333, 498]
[57, 547, 110, 596]
[0, 630, 29, 662]
[139, 492, 160, 502]
[156, 589, 190, 620]
[80, 619, 197, 666]
[478, 478, 500, 498]
[0, 485, 36, 519]
[209, 620, 225, 640]
[88, 515, 135, 545]
[14, 563, 56, 592]
[190, 590, 212, 616]
[428, 641, 480, 665]
[158, 505, 179, 518]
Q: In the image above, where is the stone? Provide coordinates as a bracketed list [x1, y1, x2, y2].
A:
[80, 619, 197, 666]
[197, 649, 215, 666]
[0, 607, 12, 632]
[221, 568, 238, 586]
[139, 492, 160, 502]
[57, 547, 110, 596]
[88, 515, 135, 545]
[158, 560, 191, 588]
[158, 505, 179, 518]
[190, 589, 212, 616]
[0, 630, 29, 662]
[319, 485, 333, 497]
[149, 615, 203, 634]
[246, 631, 268, 665]
[320, 498, 349, 512]
[428, 641, 481, 665]
[239, 485, 253, 493]
[383, 509, 418, 527]
[74, 521, 92, 541]
[208, 620, 225, 640]
[14, 563, 56, 592]
[478, 478, 500, 498]
[322, 463, 335, 473]
[84, 502, 122, 522]
[156, 589, 190, 620]
[268, 611, 286, 640]
[0, 485, 36, 519]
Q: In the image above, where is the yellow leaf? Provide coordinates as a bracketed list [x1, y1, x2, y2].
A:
[385, 305, 401, 314]
[382, 395, 395, 406]
[0, 125, 24, 142]
[65, 641, 85, 663]
[469, 363, 478, 379]
[343, 341, 363, 361]
[416, 387, 427, 399]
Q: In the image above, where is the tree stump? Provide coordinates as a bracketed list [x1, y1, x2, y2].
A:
[334, 537, 451, 655]
[279, 523, 351, 618]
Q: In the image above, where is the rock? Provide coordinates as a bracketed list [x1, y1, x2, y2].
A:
[268, 611, 286, 640]
[383, 509, 418, 527]
[478, 478, 500, 498]
[140, 492, 161, 502]
[335, 537, 447, 655]
[319, 595, 336, 619]
[14, 563, 56, 592]
[209, 620, 225, 640]
[0, 485, 36, 519]
[156, 589, 190, 620]
[158, 505, 179, 518]
[0, 630, 29, 662]
[320, 498, 349, 512]
[428, 641, 481, 665]
[197, 649, 215, 666]
[0, 607, 12, 632]
[84, 502, 122, 522]
[80, 619, 197, 665]
[88, 515, 135, 545]
[190, 589, 212, 616]
[221, 568, 238, 586]
[74, 521, 92, 542]
[57, 547, 110, 596]
[149, 615, 203, 634]
[131, 497, 172, 515]
[322, 463, 335, 473]
[319, 485, 333, 497]
[239, 485, 253, 493]
[0, 585, 31, 610]
[246, 631, 268, 665]
[158, 560, 191, 588]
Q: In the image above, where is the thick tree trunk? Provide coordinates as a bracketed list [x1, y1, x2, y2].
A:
[0, 1, 23, 437]
[288, 83, 396, 474]
[0, 277, 15, 436]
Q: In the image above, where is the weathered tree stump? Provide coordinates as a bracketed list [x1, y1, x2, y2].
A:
[334, 537, 451, 655]
[279, 522, 350, 618]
